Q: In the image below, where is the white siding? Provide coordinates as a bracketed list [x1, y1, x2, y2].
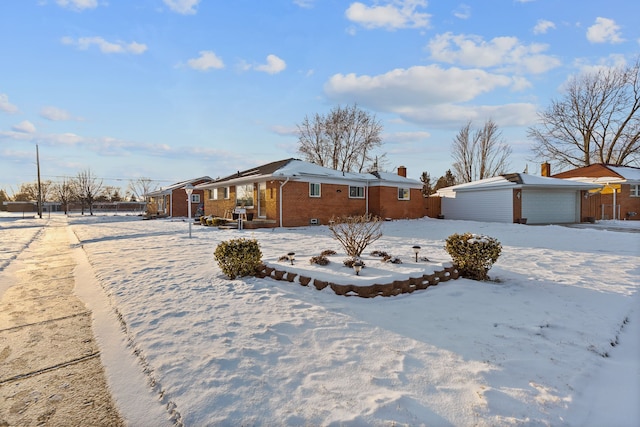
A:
[521, 190, 579, 224]
[441, 189, 513, 223]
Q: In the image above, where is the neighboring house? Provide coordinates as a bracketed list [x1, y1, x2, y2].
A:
[551, 163, 640, 221]
[196, 158, 425, 227]
[436, 173, 601, 224]
[146, 177, 212, 218]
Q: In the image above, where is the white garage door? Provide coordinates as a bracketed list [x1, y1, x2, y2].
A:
[522, 190, 578, 224]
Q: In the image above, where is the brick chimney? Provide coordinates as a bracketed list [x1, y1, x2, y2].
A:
[397, 166, 407, 177]
[541, 162, 551, 177]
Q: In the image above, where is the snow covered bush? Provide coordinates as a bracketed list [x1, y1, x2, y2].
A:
[328, 214, 383, 257]
[309, 255, 330, 265]
[214, 238, 262, 279]
[445, 233, 502, 281]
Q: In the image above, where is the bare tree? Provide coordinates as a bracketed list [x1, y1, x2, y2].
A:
[74, 169, 103, 215]
[528, 59, 640, 169]
[297, 104, 384, 173]
[328, 214, 383, 258]
[52, 178, 75, 215]
[13, 181, 53, 203]
[128, 177, 157, 203]
[452, 120, 512, 183]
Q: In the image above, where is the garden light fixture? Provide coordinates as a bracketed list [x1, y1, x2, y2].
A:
[353, 260, 364, 275]
[287, 252, 295, 265]
[412, 245, 421, 262]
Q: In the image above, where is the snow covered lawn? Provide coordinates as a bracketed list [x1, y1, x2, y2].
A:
[7, 213, 638, 426]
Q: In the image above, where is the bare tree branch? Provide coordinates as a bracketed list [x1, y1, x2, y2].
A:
[452, 119, 512, 183]
[528, 59, 640, 169]
[296, 104, 384, 172]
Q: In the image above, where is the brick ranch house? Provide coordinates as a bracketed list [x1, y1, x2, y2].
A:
[196, 158, 426, 228]
[146, 176, 212, 218]
[550, 163, 640, 221]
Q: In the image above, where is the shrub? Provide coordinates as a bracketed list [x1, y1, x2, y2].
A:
[343, 257, 365, 268]
[309, 255, 330, 266]
[383, 255, 402, 264]
[210, 217, 227, 226]
[214, 238, 262, 279]
[320, 249, 337, 256]
[371, 250, 389, 257]
[445, 233, 501, 280]
[328, 214, 383, 257]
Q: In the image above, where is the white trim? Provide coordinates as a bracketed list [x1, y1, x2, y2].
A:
[309, 182, 321, 197]
[349, 185, 365, 199]
[398, 187, 410, 200]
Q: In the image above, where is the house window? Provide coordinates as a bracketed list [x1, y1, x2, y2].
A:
[349, 186, 365, 198]
[236, 184, 254, 207]
[631, 185, 640, 197]
[191, 194, 200, 203]
[398, 187, 410, 200]
[208, 189, 216, 200]
[309, 183, 321, 197]
[223, 187, 229, 199]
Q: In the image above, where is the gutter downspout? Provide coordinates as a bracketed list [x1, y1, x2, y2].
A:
[366, 180, 369, 216]
[279, 177, 290, 228]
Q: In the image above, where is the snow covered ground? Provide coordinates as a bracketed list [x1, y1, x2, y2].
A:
[1, 213, 638, 426]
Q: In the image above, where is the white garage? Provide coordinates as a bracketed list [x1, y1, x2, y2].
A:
[437, 173, 601, 224]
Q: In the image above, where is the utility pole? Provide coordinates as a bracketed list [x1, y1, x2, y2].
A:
[36, 144, 43, 219]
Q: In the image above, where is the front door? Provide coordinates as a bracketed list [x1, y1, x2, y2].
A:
[258, 182, 267, 218]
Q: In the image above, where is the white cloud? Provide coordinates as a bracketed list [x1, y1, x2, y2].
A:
[12, 120, 36, 134]
[572, 54, 628, 78]
[293, 0, 314, 8]
[187, 51, 225, 71]
[61, 36, 148, 54]
[427, 32, 561, 74]
[40, 106, 84, 121]
[255, 55, 287, 74]
[587, 17, 624, 44]
[324, 65, 538, 127]
[55, 0, 98, 11]
[453, 4, 471, 20]
[0, 94, 19, 114]
[270, 125, 297, 136]
[345, 0, 430, 30]
[164, 0, 200, 15]
[325, 65, 514, 107]
[533, 19, 555, 35]
[399, 103, 538, 128]
[384, 131, 432, 143]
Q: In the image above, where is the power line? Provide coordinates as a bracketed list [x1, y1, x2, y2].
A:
[38, 174, 175, 183]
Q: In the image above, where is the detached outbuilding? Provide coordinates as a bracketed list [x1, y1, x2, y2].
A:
[436, 173, 601, 225]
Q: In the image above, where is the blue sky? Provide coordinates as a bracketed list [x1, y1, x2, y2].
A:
[1, 0, 639, 194]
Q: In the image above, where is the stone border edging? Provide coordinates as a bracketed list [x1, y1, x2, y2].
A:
[255, 264, 459, 298]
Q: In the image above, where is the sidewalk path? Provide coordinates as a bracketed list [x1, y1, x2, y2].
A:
[0, 218, 124, 426]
